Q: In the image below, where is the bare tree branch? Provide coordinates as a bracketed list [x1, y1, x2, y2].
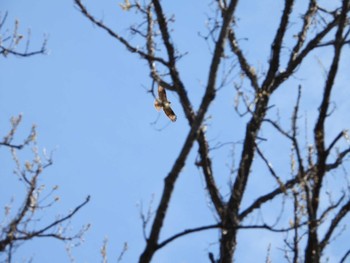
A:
[319, 198, 350, 251]
[74, 0, 169, 67]
[288, 0, 317, 63]
[157, 224, 221, 250]
[0, 13, 47, 58]
[305, 1, 350, 261]
[262, 0, 294, 91]
[140, 0, 239, 261]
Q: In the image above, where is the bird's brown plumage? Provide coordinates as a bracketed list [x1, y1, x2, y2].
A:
[154, 85, 177, 122]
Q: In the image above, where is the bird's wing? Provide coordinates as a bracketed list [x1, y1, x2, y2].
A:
[158, 85, 168, 102]
[163, 106, 177, 122]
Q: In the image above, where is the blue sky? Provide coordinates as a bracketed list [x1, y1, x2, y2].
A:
[1, 0, 350, 262]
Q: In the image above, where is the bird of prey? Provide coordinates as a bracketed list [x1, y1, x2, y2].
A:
[154, 85, 177, 122]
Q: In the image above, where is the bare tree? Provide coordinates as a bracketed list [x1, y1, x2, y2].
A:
[0, 15, 89, 262]
[75, 0, 350, 262]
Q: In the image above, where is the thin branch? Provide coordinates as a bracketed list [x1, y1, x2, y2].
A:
[28, 195, 90, 237]
[262, 0, 294, 91]
[0, 196, 90, 251]
[197, 131, 225, 217]
[74, 0, 169, 67]
[227, 29, 260, 92]
[255, 143, 287, 193]
[325, 148, 350, 171]
[264, 118, 292, 139]
[318, 193, 345, 224]
[288, 0, 317, 63]
[157, 220, 310, 251]
[0, 46, 45, 57]
[0, 12, 9, 29]
[292, 190, 299, 263]
[0, 142, 24, 150]
[237, 222, 308, 233]
[315, 38, 350, 48]
[326, 130, 346, 155]
[157, 224, 221, 250]
[0, 16, 47, 58]
[117, 242, 128, 263]
[319, 198, 350, 251]
[290, 85, 305, 178]
[275, 13, 342, 89]
[340, 249, 350, 263]
[239, 171, 309, 220]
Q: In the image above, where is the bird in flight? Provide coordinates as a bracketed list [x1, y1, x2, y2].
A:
[154, 85, 177, 122]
